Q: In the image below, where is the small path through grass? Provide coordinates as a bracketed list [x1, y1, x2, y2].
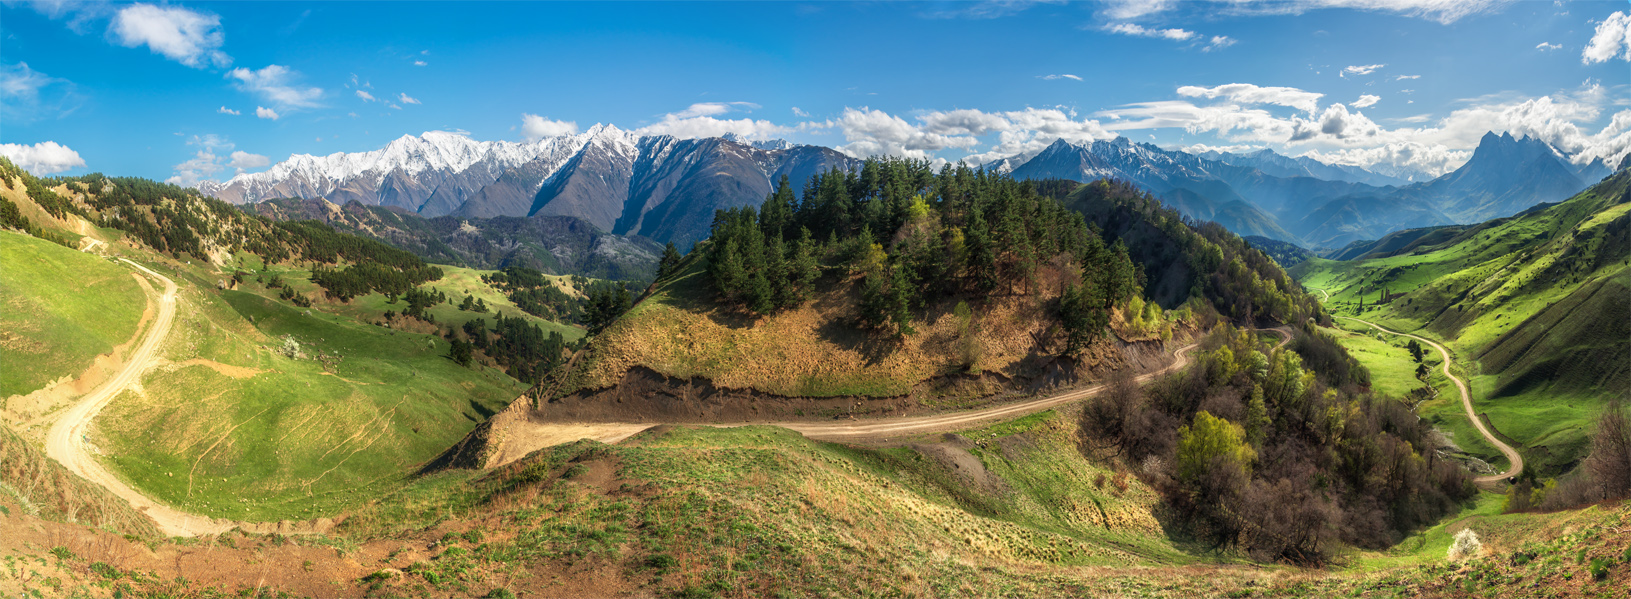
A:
[1336, 316, 1522, 486]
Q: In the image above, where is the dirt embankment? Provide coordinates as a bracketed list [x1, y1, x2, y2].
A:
[426, 333, 1190, 472]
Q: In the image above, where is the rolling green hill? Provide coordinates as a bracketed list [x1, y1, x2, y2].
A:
[0, 231, 145, 399]
[1291, 167, 1630, 477]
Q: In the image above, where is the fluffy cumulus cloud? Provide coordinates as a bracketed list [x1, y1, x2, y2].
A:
[228, 65, 322, 109]
[217, 106, 239, 115]
[255, 106, 279, 120]
[1353, 94, 1381, 108]
[1582, 11, 1631, 64]
[0, 141, 86, 175]
[821, 106, 1114, 164]
[355, 90, 375, 102]
[109, 4, 230, 68]
[165, 135, 268, 185]
[399, 92, 421, 105]
[634, 103, 793, 141]
[1099, 80, 1631, 177]
[226, 150, 270, 172]
[1177, 83, 1323, 114]
[520, 114, 579, 140]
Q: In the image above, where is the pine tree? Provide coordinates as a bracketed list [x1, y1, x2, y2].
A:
[657, 242, 683, 279]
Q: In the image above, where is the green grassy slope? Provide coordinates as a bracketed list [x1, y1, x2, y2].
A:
[335, 411, 1238, 597]
[1291, 168, 1630, 476]
[91, 259, 531, 522]
[0, 231, 145, 398]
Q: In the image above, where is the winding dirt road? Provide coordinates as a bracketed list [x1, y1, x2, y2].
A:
[43, 259, 236, 537]
[1337, 317, 1522, 484]
[494, 328, 1295, 464]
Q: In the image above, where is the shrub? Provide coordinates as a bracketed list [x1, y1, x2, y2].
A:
[1590, 557, 1611, 581]
[1447, 528, 1481, 561]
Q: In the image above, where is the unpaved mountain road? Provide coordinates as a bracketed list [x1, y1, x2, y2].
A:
[1337, 317, 1522, 485]
[42, 259, 236, 537]
[497, 327, 1295, 464]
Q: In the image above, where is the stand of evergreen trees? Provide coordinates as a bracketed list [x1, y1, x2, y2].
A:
[704, 163, 1139, 341]
[455, 313, 568, 384]
[1056, 179, 1324, 327]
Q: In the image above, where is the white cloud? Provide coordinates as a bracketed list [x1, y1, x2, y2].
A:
[0, 141, 86, 175]
[1099, 80, 1631, 176]
[792, 106, 811, 117]
[521, 114, 579, 140]
[227, 65, 322, 109]
[1106, 22, 1197, 41]
[109, 4, 230, 68]
[670, 102, 759, 119]
[637, 115, 792, 141]
[355, 90, 376, 102]
[217, 106, 239, 115]
[1535, 41, 1562, 51]
[1354, 94, 1381, 108]
[1582, 11, 1631, 63]
[1100, 0, 1507, 25]
[1038, 74, 1084, 81]
[1177, 83, 1324, 114]
[1204, 35, 1237, 51]
[226, 150, 270, 173]
[1341, 63, 1385, 77]
[166, 150, 220, 185]
[399, 92, 421, 105]
[1, 62, 81, 123]
[413, 60, 427, 66]
[1395, 74, 1421, 80]
[824, 106, 1113, 164]
[255, 106, 279, 120]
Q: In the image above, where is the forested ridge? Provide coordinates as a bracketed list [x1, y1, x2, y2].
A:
[701, 161, 1141, 344]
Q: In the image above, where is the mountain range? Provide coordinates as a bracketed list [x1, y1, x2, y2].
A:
[199, 126, 1617, 253]
[203, 125, 857, 248]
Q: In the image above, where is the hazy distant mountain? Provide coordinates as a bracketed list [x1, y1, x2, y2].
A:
[1194, 147, 1417, 186]
[1006, 138, 1383, 243]
[245, 197, 663, 280]
[201, 126, 858, 248]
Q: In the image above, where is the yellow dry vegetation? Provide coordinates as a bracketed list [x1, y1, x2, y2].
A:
[578, 267, 1075, 397]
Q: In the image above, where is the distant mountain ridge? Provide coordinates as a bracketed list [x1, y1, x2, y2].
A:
[201, 126, 857, 248]
[1004, 132, 1616, 250]
[198, 126, 1618, 254]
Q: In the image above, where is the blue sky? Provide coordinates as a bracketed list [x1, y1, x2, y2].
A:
[3, 0, 1629, 184]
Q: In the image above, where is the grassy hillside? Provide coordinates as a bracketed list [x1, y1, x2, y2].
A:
[11, 406, 1626, 597]
[0, 232, 145, 399]
[562, 247, 1123, 399]
[0, 422, 159, 537]
[1291, 168, 1630, 476]
[78, 254, 532, 522]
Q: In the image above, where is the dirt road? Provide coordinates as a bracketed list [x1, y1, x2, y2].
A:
[43, 259, 236, 537]
[1337, 317, 1522, 484]
[496, 327, 1295, 463]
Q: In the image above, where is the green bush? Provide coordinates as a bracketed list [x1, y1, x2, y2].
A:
[1590, 557, 1611, 581]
